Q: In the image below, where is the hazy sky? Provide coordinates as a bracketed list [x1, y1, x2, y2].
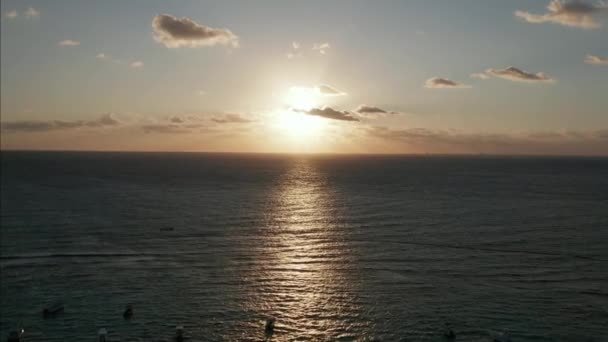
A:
[1, 0, 607, 154]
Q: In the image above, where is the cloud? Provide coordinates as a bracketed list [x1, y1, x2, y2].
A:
[318, 84, 346, 96]
[295, 107, 359, 122]
[95, 53, 134, 66]
[141, 124, 192, 134]
[24, 6, 40, 19]
[1, 114, 120, 133]
[367, 126, 608, 155]
[212, 113, 254, 124]
[152, 14, 239, 48]
[356, 105, 388, 114]
[471, 73, 490, 80]
[141, 115, 207, 133]
[59, 40, 80, 47]
[485, 66, 555, 83]
[313, 42, 330, 54]
[94, 113, 121, 126]
[424, 77, 471, 89]
[515, 0, 608, 29]
[5, 9, 17, 19]
[287, 41, 303, 59]
[585, 54, 608, 65]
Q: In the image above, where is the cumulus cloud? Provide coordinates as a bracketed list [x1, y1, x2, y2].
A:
[318, 84, 346, 96]
[424, 77, 471, 89]
[1, 114, 120, 133]
[368, 126, 608, 155]
[471, 73, 490, 80]
[59, 40, 80, 47]
[356, 105, 388, 114]
[5, 9, 18, 19]
[515, 0, 608, 29]
[485, 66, 555, 83]
[295, 107, 359, 122]
[212, 113, 254, 124]
[24, 6, 40, 19]
[585, 54, 608, 65]
[152, 14, 239, 48]
[130, 60, 144, 68]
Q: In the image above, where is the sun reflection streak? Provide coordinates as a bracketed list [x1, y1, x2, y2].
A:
[244, 158, 368, 340]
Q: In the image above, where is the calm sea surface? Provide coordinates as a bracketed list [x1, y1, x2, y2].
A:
[1, 152, 607, 341]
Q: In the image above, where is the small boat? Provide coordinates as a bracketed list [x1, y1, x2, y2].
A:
[123, 304, 133, 319]
[43, 303, 64, 318]
[264, 318, 275, 340]
[443, 323, 456, 340]
[98, 328, 108, 342]
[175, 325, 184, 342]
[493, 331, 512, 342]
[6, 329, 23, 342]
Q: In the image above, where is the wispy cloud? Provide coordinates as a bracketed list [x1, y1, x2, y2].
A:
[485, 66, 555, 83]
[287, 41, 303, 59]
[295, 107, 359, 122]
[585, 54, 608, 65]
[141, 115, 208, 134]
[312, 42, 330, 55]
[1, 114, 120, 133]
[5, 9, 18, 19]
[212, 113, 254, 124]
[152, 14, 239, 48]
[59, 40, 80, 47]
[471, 73, 490, 80]
[318, 84, 346, 96]
[515, 0, 608, 29]
[24, 6, 40, 19]
[142, 124, 192, 134]
[95, 53, 135, 66]
[424, 77, 471, 89]
[368, 126, 608, 155]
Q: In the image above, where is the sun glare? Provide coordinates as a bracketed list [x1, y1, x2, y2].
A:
[272, 86, 327, 139]
[276, 109, 326, 138]
[284, 86, 320, 111]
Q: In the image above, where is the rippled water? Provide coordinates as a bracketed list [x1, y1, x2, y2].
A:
[1, 152, 607, 341]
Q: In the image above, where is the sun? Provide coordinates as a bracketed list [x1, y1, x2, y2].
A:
[284, 86, 320, 111]
[276, 109, 326, 138]
[275, 87, 327, 138]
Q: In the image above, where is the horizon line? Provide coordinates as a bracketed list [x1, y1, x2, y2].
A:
[1, 148, 607, 158]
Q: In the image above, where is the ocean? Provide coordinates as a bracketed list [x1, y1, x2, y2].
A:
[1, 151, 607, 341]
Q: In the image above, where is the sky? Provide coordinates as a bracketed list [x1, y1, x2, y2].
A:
[1, 0, 607, 155]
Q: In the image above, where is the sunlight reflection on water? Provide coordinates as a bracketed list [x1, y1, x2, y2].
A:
[243, 158, 369, 341]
